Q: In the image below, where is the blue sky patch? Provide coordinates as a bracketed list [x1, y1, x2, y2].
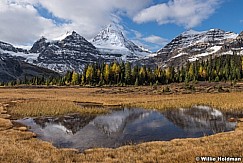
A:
[34, 4, 71, 26]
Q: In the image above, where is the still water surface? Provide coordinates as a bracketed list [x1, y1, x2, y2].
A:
[16, 106, 242, 151]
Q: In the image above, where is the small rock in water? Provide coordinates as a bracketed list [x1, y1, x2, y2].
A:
[18, 127, 28, 131]
[228, 117, 237, 122]
[1, 110, 7, 114]
[3, 104, 9, 107]
[0, 118, 13, 130]
[0, 114, 11, 119]
[32, 133, 37, 138]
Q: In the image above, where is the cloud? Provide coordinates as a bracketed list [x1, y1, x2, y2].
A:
[143, 35, 169, 45]
[0, 1, 54, 45]
[240, 20, 243, 24]
[0, 0, 152, 45]
[0, 0, 220, 50]
[130, 29, 143, 39]
[31, 0, 152, 39]
[132, 38, 162, 52]
[128, 28, 168, 51]
[39, 0, 152, 20]
[134, 0, 221, 28]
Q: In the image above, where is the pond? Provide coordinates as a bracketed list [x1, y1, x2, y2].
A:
[15, 106, 243, 152]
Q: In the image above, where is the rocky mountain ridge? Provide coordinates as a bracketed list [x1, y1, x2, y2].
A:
[29, 31, 102, 73]
[6, 24, 150, 74]
[0, 50, 58, 83]
[1, 27, 243, 79]
[139, 29, 243, 68]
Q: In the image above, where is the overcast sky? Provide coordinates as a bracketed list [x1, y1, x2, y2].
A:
[0, 0, 242, 51]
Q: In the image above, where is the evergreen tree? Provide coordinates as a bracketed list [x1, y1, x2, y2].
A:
[120, 61, 125, 85]
[125, 62, 132, 85]
[65, 71, 73, 84]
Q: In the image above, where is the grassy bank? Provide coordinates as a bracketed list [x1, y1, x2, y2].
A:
[7, 100, 108, 118]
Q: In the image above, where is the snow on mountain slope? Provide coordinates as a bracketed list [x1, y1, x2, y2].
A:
[141, 29, 240, 68]
[92, 24, 150, 61]
[0, 42, 59, 82]
[28, 28, 150, 73]
[28, 31, 103, 73]
[137, 29, 242, 68]
[93, 24, 126, 48]
[0, 41, 28, 56]
[188, 46, 222, 62]
[1, 27, 150, 74]
[4, 50, 39, 63]
[195, 29, 237, 44]
[2, 27, 242, 75]
[53, 31, 73, 41]
[0, 41, 40, 63]
[158, 29, 237, 57]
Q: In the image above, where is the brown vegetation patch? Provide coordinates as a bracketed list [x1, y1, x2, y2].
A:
[0, 118, 13, 130]
[7, 100, 108, 119]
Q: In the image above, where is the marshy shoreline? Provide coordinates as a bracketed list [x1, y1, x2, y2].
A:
[1, 83, 243, 162]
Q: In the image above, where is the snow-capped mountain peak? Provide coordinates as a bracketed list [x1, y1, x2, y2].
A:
[54, 31, 73, 41]
[140, 28, 241, 69]
[26, 30, 102, 73]
[92, 23, 126, 48]
[29, 36, 49, 53]
[157, 28, 238, 55]
[181, 29, 205, 36]
[62, 31, 87, 42]
[106, 23, 123, 35]
[92, 23, 150, 61]
[52, 31, 86, 42]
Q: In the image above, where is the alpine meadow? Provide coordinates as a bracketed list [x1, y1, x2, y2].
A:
[1, 0, 243, 163]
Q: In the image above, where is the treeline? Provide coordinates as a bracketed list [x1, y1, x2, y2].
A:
[1, 54, 242, 86]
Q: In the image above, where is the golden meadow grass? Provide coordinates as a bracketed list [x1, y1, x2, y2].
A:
[3, 87, 243, 118]
[0, 86, 243, 163]
[8, 100, 108, 118]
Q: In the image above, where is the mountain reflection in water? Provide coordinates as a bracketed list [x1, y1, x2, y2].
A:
[16, 106, 242, 151]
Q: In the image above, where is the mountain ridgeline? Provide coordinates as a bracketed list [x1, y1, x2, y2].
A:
[0, 53, 59, 83]
[0, 24, 150, 76]
[138, 29, 243, 68]
[29, 31, 101, 73]
[0, 25, 243, 83]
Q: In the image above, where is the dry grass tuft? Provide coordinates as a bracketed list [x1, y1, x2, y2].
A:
[0, 118, 13, 130]
[8, 100, 108, 118]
